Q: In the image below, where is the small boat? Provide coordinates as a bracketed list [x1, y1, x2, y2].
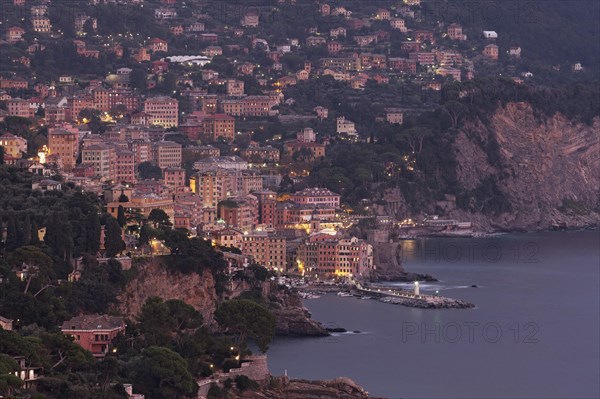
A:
[361, 296, 372, 300]
[336, 292, 352, 297]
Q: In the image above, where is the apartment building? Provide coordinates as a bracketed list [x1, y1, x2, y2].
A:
[153, 140, 182, 169]
[241, 232, 286, 271]
[48, 129, 79, 171]
[290, 187, 340, 209]
[296, 235, 373, 278]
[144, 97, 179, 128]
[82, 144, 117, 181]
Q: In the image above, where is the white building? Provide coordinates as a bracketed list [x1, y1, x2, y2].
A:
[336, 117, 357, 136]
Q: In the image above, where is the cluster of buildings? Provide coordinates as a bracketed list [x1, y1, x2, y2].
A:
[1, 0, 552, 282]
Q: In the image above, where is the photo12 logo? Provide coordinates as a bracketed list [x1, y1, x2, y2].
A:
[401, 241, 540, 264]
[401, 321, 540, 344]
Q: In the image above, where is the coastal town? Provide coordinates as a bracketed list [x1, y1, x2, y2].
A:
[0, 0, 533, 283]
[0, 0, 598, 398]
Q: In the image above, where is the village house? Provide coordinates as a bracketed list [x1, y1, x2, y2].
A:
[313, 106, 328, 120]
[384, 108, 404, 125]
[330, 27, 346, 38]
[390, 18, 407, 32]
[306, 36, 327, 46]
[61, 315, 126, 357]
[483, 44, 499, 61]
[6, 26, 25, 44]
[149, 38, 168, 53]
[509, 46, 522, 58]
[375, 8, 391, 20]
[336, 117, 357, 136]
[241, 12, 259, 28]
[447, 23, 466, 40]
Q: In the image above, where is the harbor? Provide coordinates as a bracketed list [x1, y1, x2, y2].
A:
[293, 278, 475, 309]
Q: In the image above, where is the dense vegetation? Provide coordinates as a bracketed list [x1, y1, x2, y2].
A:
[0, 165, 276, 398]
[293, 77, 598, 216]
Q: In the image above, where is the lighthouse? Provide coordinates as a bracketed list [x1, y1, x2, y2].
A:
[414, 281, 420, 296]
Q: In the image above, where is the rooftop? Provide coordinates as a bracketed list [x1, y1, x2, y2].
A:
[61, 314, 125, 331]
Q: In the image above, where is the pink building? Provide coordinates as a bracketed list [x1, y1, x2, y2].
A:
[290, 187, 340, 209]
[164, 167, 186, 190]
[61, 315, 125, 357]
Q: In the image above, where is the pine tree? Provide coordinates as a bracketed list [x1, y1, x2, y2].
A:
[22, 214, 31, 245]
[0, 214, 4, 244]
[30, 219, 40, 245]
[5, 215, 21, 252]
[104, 217, 125, 258]
[86, 211, 101, 255]
[44, 212, 73, 261]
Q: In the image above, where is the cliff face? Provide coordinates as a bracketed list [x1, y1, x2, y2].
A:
[450, 102, 600, 231]
[116, 259, 327, 335]
[116, 259, 218, 326]
[270, 287, 328, 336]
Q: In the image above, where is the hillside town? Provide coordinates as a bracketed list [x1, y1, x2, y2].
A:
[0, 0, 533, 280]
[1, 0, 599, 398]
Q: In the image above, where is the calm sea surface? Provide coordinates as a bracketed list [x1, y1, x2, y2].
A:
[268, 230, 600, 398]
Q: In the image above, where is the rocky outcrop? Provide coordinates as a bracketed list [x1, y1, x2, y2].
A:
[451, 103, 600, 231]
[116, 259, 218, 326]
[272, 306, 329, 336]
[228, 376, 382, 399]
[368, 241, 437, 282]
[377, 103, 600, 232]
[269, 287, 328, 336]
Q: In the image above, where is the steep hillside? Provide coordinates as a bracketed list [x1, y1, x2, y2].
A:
[450, 102, 600, 231]
[116, 258, 219, 326]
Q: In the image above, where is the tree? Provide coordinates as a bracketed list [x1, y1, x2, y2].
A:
[161, 72, 177, 94]
[104, 217, 125, 258]
[7, 246, 54, 296]
[118, 193, 129, 202]
[130, 68, 148, 93]
[86, 211, 101, 255]
[214, 299, 276, 353]
[0, 354, 22, 396]
[0, 146, 4, 165]
[137, 162, 162, 180]
[138, 224, 157, 247]
[22, 214, 31, 245]
[83, 18, 96, 36]
[137, 297, 174, 347]
[117, 206, 127, 228]
[44, 212, 74, 261]
[148, 209, 171, 230]
[0, 215, 4, 250]
[130, 347, 197, 399]
[442, 101, 468, 129]
[166, 299, 203, 331]
[5, 214, 21, 252]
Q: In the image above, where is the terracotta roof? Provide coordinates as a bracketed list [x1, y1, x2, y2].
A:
[61, 314, 125, 331]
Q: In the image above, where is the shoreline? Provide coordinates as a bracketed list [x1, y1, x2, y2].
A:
[397, 224, 599, 239]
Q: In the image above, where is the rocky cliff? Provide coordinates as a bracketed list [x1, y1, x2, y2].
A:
[116, 259, 327, 335]
[269, 287, 328, 336]
[451, 102, 600, 231]
[116, 258, 219, 327]
[380, 103, 599, 232]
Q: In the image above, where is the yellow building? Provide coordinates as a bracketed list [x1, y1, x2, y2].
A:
[0, 133, 27, 158]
